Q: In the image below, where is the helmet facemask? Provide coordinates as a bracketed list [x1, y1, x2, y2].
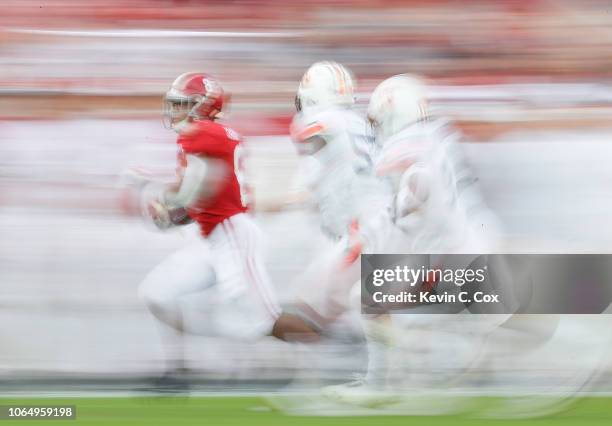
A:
[294, 94, 302, 112]
[366, 114, 384, 151]
[163, 95, 189, 130]
[163, 94, 204, 131]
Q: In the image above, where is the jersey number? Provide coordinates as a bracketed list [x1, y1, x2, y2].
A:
[233, 145, 250, 207]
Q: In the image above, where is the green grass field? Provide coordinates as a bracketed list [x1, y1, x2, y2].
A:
[1, 396, 611, 426]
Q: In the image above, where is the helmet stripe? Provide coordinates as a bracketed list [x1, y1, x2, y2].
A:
[328, 63, 346, 95]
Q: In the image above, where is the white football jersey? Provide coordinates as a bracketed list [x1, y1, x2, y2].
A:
[291, 106, 390, 239]
[371, 117, 496, 252]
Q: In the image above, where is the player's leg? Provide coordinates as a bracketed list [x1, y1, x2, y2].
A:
[320, 279, 399, 407]
[207, 213, 319, 343]
[272, 312, 321, 342]
[206, 213, 284, 340]
[138, 242, 215, 377]
[285, 236, 362, 334]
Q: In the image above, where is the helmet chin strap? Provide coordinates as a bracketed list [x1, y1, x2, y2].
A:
[172, 118, 190, 134]
[177, 106, 218, 132]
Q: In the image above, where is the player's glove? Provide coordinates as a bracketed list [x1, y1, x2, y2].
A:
[146, 199, 173, 230]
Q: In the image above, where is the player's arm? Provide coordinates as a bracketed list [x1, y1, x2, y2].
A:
[257, 133, 326, 213]
[277, 120, 328, 208]
[291, 117, 329, 155]
[253, 119, 329, 213]
[294, 134, 327, 156]
[149, 154, 227, 229]
[164, 154, 218, 208]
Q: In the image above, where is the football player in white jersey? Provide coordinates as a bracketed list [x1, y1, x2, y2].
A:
[365, 74, 498, 254]
[285, 61, 391, 331]
[291, 61, 381, 239]
[331, 75, 604, 415]
[322, 74, 503, 405]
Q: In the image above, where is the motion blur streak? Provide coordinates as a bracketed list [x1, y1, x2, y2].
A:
[1, 0, 612, 420]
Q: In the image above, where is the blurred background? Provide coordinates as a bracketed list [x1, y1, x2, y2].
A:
[1, 0, 612, 402]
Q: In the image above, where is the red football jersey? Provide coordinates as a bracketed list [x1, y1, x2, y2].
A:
[176, 120, 249, 236]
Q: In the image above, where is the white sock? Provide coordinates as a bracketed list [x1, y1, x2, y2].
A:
[362, 318, 390, 387]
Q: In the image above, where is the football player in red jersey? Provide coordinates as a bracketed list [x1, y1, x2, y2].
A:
[136, 72, 317, 390]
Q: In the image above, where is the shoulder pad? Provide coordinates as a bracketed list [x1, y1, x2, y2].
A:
[375, 141, 425, 176]
[290, 111, 328, 142]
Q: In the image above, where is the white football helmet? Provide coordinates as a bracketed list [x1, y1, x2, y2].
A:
[296, 61, 355, 111]
[367, 74, 429, 144]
